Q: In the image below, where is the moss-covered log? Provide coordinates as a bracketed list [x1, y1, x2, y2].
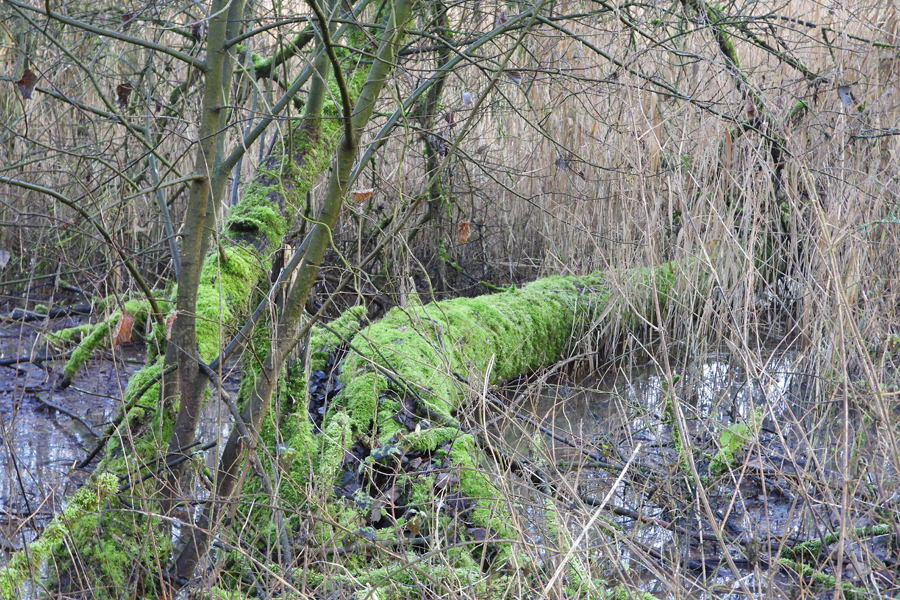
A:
[0, 3, 406, 596]
[229, 262, 693, 597]
[50, 297, 170, 389]
[0, 258, 695, 598]
[0, 133, 338, 598]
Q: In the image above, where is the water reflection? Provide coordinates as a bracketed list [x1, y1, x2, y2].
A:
[0, 333, 238, 559]
[497, 348, 854, 598]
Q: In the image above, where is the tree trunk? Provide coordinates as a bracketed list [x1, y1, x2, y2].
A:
[213, 260, 699, 595]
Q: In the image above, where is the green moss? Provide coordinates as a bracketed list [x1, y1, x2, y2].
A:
[542, 495, 591, 587]
[319, 412, 353, 489]
[49, 297, 169, 363]
[330, 276, 616, 443]
[776, 558, 868, 598]
[62, 317, 113, 379]
[35, 258, 690, 596]
[283, 417, 317, 483]
[102, 357, 174, 466]
[123, 356, 163, 406]
[447, 434, 516, 541]
[282, 263, 688, 586]
[45, 497, 172, 599]
[195, 246, 264, 361]
[34, 304, 48, 314]
[0, 472, 118, 597]
[780, 524, 893, 562]
[336, 370, 389, 437]
[225, 195, 288, 248]
[311, 305, 368, 367]
[404, 426, 464, 452]
[45, 323, 97, 345]
[321, 556, 526, 600]
[14, 62, 375, 596]
[709, 407, 763, 477]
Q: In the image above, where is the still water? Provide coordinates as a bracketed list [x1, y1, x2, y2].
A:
[2, 324, 893, 598]
[497, 349, 890, 598]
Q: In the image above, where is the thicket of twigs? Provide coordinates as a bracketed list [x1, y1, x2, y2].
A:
[1, 0, 899, 597]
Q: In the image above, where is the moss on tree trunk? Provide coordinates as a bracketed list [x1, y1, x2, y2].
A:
[233, 262, 691, 596]
[1, 258, 694, 598]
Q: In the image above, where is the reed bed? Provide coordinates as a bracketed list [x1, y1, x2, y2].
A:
[1, 0, 899, 597]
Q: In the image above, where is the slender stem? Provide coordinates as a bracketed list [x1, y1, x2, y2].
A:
[348, 5, 539, 187]
[173, 0, 414, 582]
[9, 5, 183, 176]
[224, 16, 310, 49]
[5, 0, 207, 71]
[164, 0, 243, 508]
[308, 0, 354, 146]
[0, 176, 166, 330]
[218, 0, 374, 175]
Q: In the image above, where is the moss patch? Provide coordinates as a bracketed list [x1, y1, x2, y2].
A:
[45, 323, 97, 346]
[252, 262, 690, 592]
[62, 317, 112, 380]
[0, 472, 118, 597]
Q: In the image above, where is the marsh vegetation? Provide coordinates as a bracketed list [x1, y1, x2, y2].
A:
[0, 0, 898, 597]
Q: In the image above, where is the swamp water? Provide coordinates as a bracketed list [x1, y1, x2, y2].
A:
[1, 324, 895, 598]
[497, 350, 896, 598]
[0, 321, 239, 555]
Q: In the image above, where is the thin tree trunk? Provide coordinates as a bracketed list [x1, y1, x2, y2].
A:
[173, 0, 414, 580]
[164, 0, 246, 507]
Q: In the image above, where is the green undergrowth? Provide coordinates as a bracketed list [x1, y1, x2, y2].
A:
[14, 113, 332, 597]
[775, 525, 893, 599]
[666, 394, 764, 487]
[708, 407, 764, 477]
[5, 44, 408, 598]
[10, 255, 692, 598]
